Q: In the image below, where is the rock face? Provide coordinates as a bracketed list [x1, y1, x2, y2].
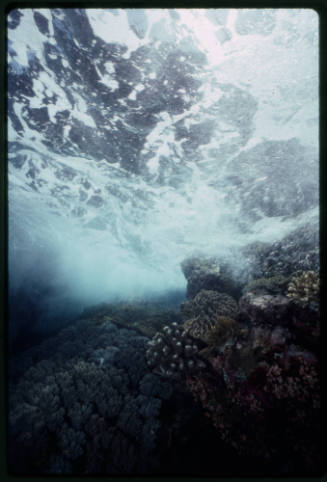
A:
[181, 257, 242, 299]
[239, 292, 292, 326]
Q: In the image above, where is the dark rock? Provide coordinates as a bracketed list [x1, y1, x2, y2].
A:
[239, 291, 292, 326]
[181, 256, 242, 299]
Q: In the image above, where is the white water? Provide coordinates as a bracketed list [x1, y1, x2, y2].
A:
[8, 8, 319, 315]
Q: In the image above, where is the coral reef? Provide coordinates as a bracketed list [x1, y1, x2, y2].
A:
[181, 289, 238, 323]
[8, 318, 174, 475]
[201, 316, 244, 351]
[145, 322, 206, 378]
[80, 301, 181, 338]
[185, 332, 320, 470]
[177, 252, 321, 474]
[9, 245, 321, 476]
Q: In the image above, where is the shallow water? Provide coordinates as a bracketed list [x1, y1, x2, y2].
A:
[7, 11, 320, 474]
[8, 9, 318, 342]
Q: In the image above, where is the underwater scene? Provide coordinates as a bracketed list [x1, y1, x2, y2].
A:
[7, 8, 320, 476]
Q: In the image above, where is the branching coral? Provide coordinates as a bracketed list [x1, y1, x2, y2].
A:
[287, 270, 319, 307]
[145, 322, 206, 378]
[8, 318, 175, 475]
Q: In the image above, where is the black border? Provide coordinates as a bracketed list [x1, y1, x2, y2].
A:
[1, 2, 327, 482]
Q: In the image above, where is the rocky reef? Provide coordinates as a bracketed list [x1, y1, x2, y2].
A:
[143, 222, 320, 474]
[168, 244, 320, 474]
[181, 256, 242, 299]
[8, 221, 321, 476]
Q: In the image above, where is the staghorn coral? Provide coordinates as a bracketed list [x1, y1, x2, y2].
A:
[287, 270, 319, 307]
[145, 322, 206, 378]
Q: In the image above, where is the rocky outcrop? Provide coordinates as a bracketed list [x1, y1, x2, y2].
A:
[181, 257, 242, 299]
[176, 242, 320, 474]
[239, 291, 292, 326]
[241, 216, 319, 281]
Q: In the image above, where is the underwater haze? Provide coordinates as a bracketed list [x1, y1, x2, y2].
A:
[8, 8, 318, 346]
[7, 9, 321, 477]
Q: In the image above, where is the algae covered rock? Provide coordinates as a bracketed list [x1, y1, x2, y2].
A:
[181, 256, 241, 299]
[80, 301, 181, 339]
[202, 316, 243, 347]
[239, 291, 292, 326]
[242, 275, 290, 296]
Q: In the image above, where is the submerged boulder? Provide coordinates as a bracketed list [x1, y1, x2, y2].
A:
[181, 257, 242, 299]
[239, 291, 292, 326]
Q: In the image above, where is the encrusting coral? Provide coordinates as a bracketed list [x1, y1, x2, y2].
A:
[185, 331, 320, 467]
[181, 289, 238, 323]
[242, 274, 290, 296]
[202, 316, 244, 346]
